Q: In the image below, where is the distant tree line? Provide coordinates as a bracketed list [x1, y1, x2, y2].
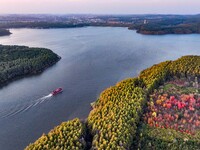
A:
[0, 22, 88, 29]
[1, 15, 200, 35]
[129, 17, 200, 35]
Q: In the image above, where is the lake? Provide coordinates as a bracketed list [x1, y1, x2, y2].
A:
[0, 27, 200, 150]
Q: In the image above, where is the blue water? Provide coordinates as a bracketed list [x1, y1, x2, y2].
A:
[0, 27, 200, 150]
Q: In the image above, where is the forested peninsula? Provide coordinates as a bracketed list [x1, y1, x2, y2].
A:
[0, 45, 60, 86]
[26, 55, 200, 150]
[0, 29, 11, 36]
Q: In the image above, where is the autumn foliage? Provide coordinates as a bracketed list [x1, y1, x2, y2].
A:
[25, 118, 86, 150]
[25, 55, 200, 150]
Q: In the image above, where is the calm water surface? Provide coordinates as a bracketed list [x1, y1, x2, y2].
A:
[0, 27, 200, 150]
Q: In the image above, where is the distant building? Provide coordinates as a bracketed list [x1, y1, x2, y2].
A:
[144, 20, 148, 24]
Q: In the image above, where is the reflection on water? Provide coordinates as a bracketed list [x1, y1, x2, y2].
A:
[0, 27, 200, 150]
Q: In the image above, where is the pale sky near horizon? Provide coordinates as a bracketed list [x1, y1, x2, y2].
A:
[0, 0, 199, 14]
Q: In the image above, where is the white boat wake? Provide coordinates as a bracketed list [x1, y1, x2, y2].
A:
[0, 94, 53, 119]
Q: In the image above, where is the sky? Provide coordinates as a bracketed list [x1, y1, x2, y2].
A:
[0, 0, 200, 14]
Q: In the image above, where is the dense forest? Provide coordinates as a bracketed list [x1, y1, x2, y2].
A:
[26, 55, 200, 149]
[0, 22, 88, 29]
[0, 29, 11, 36]
[0, 45, 60, 85]
[134, 23, 200, 35]
[129, 15, 200, 35]
[25, 118, 86, 150]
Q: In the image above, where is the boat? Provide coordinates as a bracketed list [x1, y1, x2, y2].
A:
[51, 87, 63, 96]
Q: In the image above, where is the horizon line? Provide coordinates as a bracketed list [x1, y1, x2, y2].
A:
[0, 13, 200, 16]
